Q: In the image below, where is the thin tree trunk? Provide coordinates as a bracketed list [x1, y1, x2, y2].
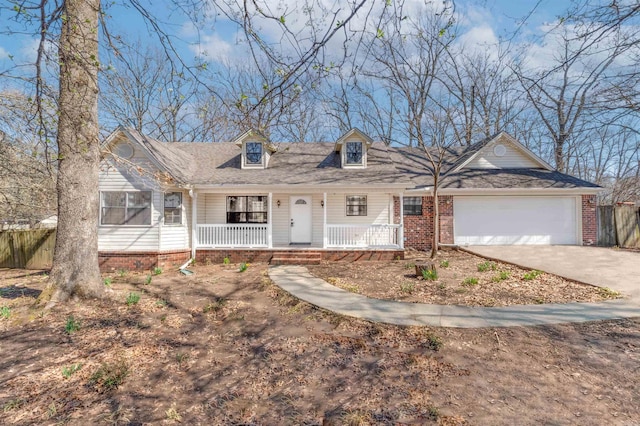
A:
[431, 185, 440, 259]
[47, 0, 104, 304]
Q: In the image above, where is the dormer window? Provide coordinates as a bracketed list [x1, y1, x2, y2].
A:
[346, 142, 363, 164]
[246, 142, 263, 165]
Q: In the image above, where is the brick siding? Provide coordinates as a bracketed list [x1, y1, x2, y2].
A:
[581, 194, 597, 246]
[195, 249, 403, 264]
[394, 195, 453, 251]
[99, 249, 191, 272]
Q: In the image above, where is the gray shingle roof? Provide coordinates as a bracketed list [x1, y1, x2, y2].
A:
[124, 128, 599, 190]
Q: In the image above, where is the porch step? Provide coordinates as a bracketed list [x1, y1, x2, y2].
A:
[270, 251, 322, 265]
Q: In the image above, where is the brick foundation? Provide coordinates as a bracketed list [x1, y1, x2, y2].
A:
[99, 249, 191, 272]
[581, 194, 597, 246]
[195, 249, 403, 264]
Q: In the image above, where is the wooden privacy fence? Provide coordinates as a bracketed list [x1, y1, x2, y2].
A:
[597, 205, 640, 248]
[0, 230, 56, 269]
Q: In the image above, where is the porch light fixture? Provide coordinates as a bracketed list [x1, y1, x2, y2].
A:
[321, 200, 324, 208]
[277, 200, 281, 208]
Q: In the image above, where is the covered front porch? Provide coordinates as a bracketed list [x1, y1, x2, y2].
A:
[189, 190, 406, 256]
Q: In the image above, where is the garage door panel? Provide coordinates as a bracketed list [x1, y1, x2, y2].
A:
[454, 196, 577, 245]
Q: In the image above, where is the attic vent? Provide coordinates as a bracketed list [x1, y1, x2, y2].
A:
[294, 199, 307, 205]
[493, 144, 507, 157]
[115, 143, 134, 159]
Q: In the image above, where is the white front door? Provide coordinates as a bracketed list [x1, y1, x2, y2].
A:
[290, 195, 312, 243]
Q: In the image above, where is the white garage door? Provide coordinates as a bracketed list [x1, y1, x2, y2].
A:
[454, 196, 578, 245]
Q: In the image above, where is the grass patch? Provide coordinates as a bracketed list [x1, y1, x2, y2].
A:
[597, 287, 620, 298]
[492, 271, 510, 282]
[144, 275, 152, 285]
[166, 404, 182, 422]
[2, 398, 24, 412]
[421, 269, 438, 281]
[203, 297, 227, 313]
[461, 277, 479, 286]
[65, 315, 80, 334]
[152, 267, 163, 276]
[439, 260, 449, 268]
[62, 363, 82, 379]
[103, 277, 112, 287]
[117, 268, 128, 277]
[89, 360, 129, 393]
[0, 306, 10, 319]
[523, 270, 543, 281]
[126, 292, 140, 306]
[400, 282, 415, 294]
[477, 261, 497, 272]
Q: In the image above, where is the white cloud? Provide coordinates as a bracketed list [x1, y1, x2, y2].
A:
[189, 32, 234, 63]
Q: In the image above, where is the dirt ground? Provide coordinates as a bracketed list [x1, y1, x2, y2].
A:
[0, 264, 639, 425]
[307, 249, 621, 306]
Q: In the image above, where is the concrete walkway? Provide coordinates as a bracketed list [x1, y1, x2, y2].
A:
[268, 263, 640, 328]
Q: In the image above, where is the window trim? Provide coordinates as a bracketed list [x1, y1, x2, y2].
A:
[163, 191, 183, 226]
[346, 195, 367, 216]
[100, 190, 153, 227]
[403, 197, 423, 216]
[226, 195, 268, 224]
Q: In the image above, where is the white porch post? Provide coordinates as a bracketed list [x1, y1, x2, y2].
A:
[268, 192, 273, 248]
[191, 190, 198, 259]
[323, 192, 327, 248]
[399, 192, 404, 249]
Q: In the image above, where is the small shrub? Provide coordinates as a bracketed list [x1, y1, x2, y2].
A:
[145, 275, 152, 285]
[477, 261, 497, 272]
[62, 363, 82, 379]
[523, 270, 543, 281]
[462, 277, 478, 286]
[117, 269, 127, 277]
[65, 315, 80, 334]
[400, 282, 415, 294]
[103, 277, 112, 287]
[0, 306, 10, 320]
[153, 267, 162, 276]
[223, 257, 231, 265]
[421, 268, 438, 281]
[238, 262, 248, 272]
[89, 360, 129, 392]
[439, 260, 449, 268]
[492, 271, 510, 282]
[126, 292, 140, 306]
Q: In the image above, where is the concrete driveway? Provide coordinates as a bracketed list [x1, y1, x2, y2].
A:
[465, 246, 640, 300]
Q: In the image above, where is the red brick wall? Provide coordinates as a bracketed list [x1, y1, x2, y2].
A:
[581, 194, 597, 246]
[196, 249, 404, 264]
[394, 195, 453, 250]
[99, 250, 191, 272]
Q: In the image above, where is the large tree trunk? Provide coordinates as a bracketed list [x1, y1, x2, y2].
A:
[48, 0, 104, 303]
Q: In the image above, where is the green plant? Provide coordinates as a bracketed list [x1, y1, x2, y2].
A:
[423, 334, 443, 351]
[238, 262, 248, 272]
[400, 282, 415, 294]
[117, 268, 127, 277]
[426, 405, 440, 421]
[145, 275, 152, 285]
[437, 282, 446, 290]
[598, 287, 620, 298]
[89, 360, 129, 392]
[523, 270, 543, 281]
[342, 283, 360, 293]
[462, 277, 479, 286]
[153, 266, 162, 275]
[62, 363, 82, 379]
[65, 315, 81, 334]
[126, 292, 140, 306]
[166, 404, 182, 422]
[421, 269, 438, 281]
[103, 277, 112, 287]
[2, 398, 24, 412]
[477, 261, 497, 272]
[0, 306, 10, 319]
[223, 257, 231, 265]
[439, 260, 449, 268]
[203, 297, 226, 313]
[156, 299, 168, 307]
[492, 271, 510, 282]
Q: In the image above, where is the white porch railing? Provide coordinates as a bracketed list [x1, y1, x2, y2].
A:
[197, 224, 269, 248]
[326, 224, 401, 248]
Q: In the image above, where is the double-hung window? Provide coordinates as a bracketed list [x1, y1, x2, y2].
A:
[346, 195, 367, 216]
[227, 196, 267, 223]
[403, 197, 422, 216]
[245, 142, 263, 165]
[164, 192, 183, 225]
[101, 191, 152, 225]
[345, 141, 363, 164]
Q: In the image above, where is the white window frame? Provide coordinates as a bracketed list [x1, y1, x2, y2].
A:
[100, 191, 153, 227]
[163, 191, 183, 226]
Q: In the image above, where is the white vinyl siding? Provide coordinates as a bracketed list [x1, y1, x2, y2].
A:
[160, 189, 190, 251]
[465, 142, 540, 169]
[453, 196, 579, 245]
[98, 158, 161, 251]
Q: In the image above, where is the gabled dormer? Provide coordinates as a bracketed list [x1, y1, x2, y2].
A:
[232, 129, 276, 169]
[334, 128, 373, 169]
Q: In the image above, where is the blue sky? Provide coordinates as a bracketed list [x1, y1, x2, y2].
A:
[0, 0, 569, 79]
